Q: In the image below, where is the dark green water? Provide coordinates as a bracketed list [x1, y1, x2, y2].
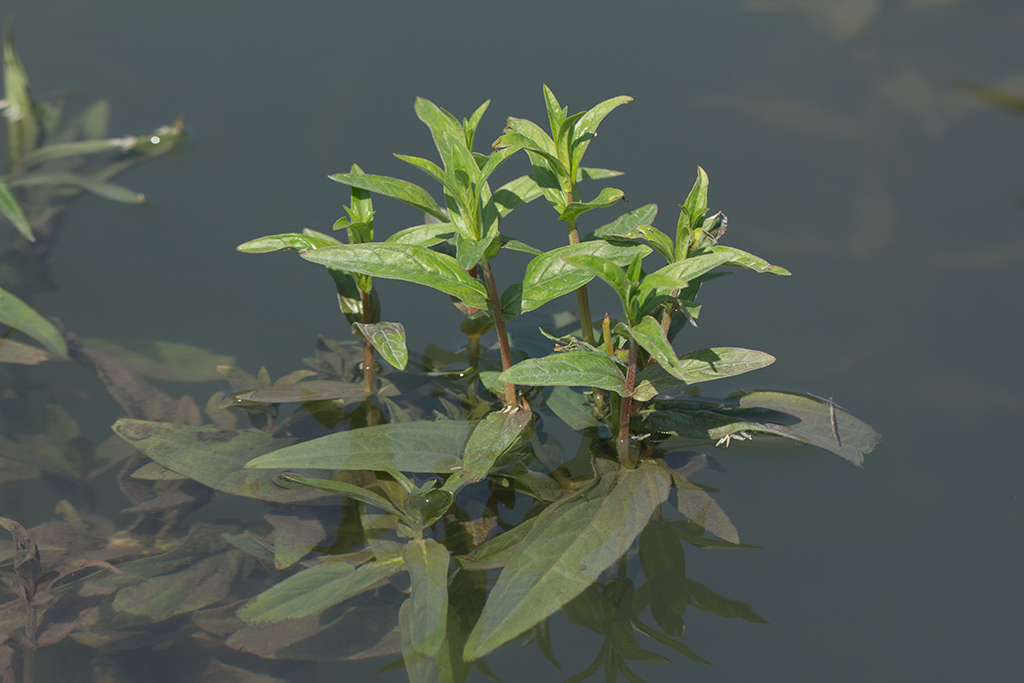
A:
[2, 1, 1022, 681]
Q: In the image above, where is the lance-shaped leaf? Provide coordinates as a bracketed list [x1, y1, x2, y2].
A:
[415, 97, 467, 151]
[733, 390, 881, 465]
[300, 243, 489, 310]
[559, 187, 625, 223]
[245, 420, 472, 473]
[638, 520, 688, 637]
[237, 556, 405, 625]
[4, 25, 38, 168]
[629, 315, 690, 380]
[82, 338, 235, 382]
[632, 348, 776, 400]
[637, 252, 733, 299]
[462, 408, 532, 483]
[352, 321, 407, 370]
[680, 166, 709, 234]
[112, 420, 333, 503]
[592, 204, 659, 239]
[707, 245, 791, 275]
[401, 539, 450, 662]
[569, 95, 633, 176]
[520, 240, 649, 313]
[500, 351, 627, 396]
[560, 253, 629, 304]
[8, 172, 144, 203]
[237, 232, 340, 253]
[0, 178, 32, 241]
[329, 172, 446, 221]
[661, 462, 738, 544]
[0, 286, 67, 357]
[683, 577, 767, 623]
[228, 380, 367, 405]
[463, 458, 670, 660]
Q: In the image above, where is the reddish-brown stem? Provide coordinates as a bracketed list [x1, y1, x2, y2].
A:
[617, 339, 638, 466]
[480, 261, 518, 407]
[360, 290, 375, 394]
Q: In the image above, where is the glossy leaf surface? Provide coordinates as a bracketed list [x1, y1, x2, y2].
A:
[300, 243, 490, 310]
[500, 351, 628, 396]
[0, 286, 67, 357]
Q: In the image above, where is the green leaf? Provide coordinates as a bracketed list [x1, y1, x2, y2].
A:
[683, 577, 767, 624]
[300, 243, 489, 310]
[681, 166, 709, 231]
[633, 225, 675, 264]
[520, 241, 650, 313]
[352, 321, 407, 370]
[4, 24, 39, 168]
[462, 458, 670, 660]
[245, 420, 472, 473]
[229, 379, 368, 404]
[0, 177, 32, 241]
[561, 253, 630, 304]
[570, 95, 633, 176]
[385, 222, 456, 247]
[632, 348, 776, 400]
[329, 172, 446, 222]
[463, 99, 491, 149]
[638, 520, 688, 637]
[82, 338, 234, 382]
[663, 462, 738, 544]
[590, 205, 658, 239]
[707, 245, 791, 275]
[402, 539, 450, 659]
[237, 232, 341, 253]
[559, 187, 625, 223]
[415, 97, 466, 152]
[637, 252, 733, 299]
[0, 286, 67, 357]
[237, 556, 404, 625]
[7, 171, 144, 203]
[462, 408, 533, 483]
[111, 420, 333, 503]
[268, 472, 402, 516]
[733, 390, 880, 465]
[500, 351, 627, 396]
[544, 386, 599, 431]
[629, 316, 690, 380]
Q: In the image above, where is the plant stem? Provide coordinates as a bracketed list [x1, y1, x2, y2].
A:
[479, 261, 518, 407]
[617, 339, 638, 467]
[360, 290, 376, 394]
[565, 201, 595, 346]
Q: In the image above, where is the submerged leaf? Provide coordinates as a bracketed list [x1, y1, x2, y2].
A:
[463, 458, 670, 660]
[462, 408, 532, 482]
[112, 420, 330, 503]
[238, 557, 404, 625]
[0, 177, 32, 241]
[0, 287, 67, 357]
[83, 338, 234, 382]
[245, 421, 472, 474]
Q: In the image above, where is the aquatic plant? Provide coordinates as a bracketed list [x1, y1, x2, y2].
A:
[0, 26, 879, 682]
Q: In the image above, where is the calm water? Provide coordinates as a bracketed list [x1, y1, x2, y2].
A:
[3, 1, 1023, 681]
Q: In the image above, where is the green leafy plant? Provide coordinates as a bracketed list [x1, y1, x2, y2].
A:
[188, 87, 881, 682]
